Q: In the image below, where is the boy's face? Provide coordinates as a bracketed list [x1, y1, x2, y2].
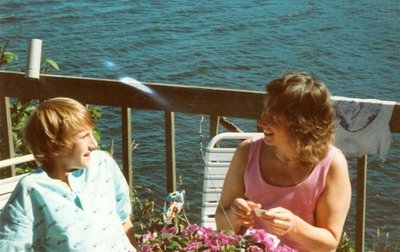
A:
[58, 128, 98, 170]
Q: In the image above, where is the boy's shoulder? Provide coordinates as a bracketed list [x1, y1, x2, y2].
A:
[19, 167, 45, 180]
[4, 169, 48, 202]
[90, 150, 114, 165]
[17, 168, 47, 188]
[91, 149, 112, 157]
[87, 150, 119, 175]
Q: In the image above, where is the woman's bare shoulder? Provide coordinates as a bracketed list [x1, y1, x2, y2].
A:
[330, 148, 348, 172]
[326, 147, 350, 186]
[238, 137, 252, 148]
[234, 138, 252, 158]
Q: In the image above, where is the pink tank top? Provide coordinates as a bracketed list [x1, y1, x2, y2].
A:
[244, 136, 338, 226]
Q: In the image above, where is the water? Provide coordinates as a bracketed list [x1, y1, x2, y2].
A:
[1, 0, 399, 248]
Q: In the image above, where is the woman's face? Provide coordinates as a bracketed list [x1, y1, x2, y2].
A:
[258, 111, 292, 147]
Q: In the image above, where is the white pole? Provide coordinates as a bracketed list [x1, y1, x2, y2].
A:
[26, 39, 42, 79]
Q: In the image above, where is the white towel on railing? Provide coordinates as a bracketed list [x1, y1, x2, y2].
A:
[333, 96, 395, 160]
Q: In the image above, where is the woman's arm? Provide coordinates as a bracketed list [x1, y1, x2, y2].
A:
[215, 139, 260, 234]
[311, 150, 351, 249]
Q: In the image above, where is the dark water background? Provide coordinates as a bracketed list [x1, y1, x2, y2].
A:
[1, 0, 399, 248]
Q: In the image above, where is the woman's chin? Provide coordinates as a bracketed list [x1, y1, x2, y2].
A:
[263, 135, 275, 145]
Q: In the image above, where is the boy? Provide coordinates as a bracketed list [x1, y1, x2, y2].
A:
[0, 97, 137, 251]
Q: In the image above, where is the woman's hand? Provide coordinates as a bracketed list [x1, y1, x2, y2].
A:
[229, 198, 261, 228]
[257, 207, 297, 236]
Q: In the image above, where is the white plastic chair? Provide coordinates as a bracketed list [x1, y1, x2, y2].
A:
[0, 154, 35, 212]
[200, 132, 263, 229]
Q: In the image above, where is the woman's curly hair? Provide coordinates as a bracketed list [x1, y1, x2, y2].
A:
[261, 72, 336, 164]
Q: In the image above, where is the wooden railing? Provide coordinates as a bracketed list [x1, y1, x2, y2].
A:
[1, 71, 399, 251]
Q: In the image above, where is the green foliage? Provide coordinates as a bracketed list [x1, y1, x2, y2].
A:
[42, 58, 60, 73]
[10, 99, 39, 157]
[0, 51, 18, 70]
[131, 186, 164, 234]
[372, 227, 399, 252]
[0, 41, 17, 70]
[88, 105, 102, 144]
[0, 41, 60, 73]
[336, 232, 355, 252]
[9, 98, 43, 174]
[131, 186, 189, 235]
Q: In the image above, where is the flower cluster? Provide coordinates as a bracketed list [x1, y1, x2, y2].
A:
[139, 224, 297, 252]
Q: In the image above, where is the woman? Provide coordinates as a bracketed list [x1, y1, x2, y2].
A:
[215, 72, 351, 251]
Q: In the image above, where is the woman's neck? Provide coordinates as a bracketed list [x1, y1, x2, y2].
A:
[262, 145, 314, 187]
[274, 146, 296, 163]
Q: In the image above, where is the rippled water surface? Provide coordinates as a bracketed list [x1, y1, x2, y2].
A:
[1, 0, 399, 248]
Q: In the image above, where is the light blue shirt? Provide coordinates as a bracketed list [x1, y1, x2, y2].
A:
[0, 150, 136, 252]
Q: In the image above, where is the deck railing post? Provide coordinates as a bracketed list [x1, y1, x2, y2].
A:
[356, 155, 367, 252]
[0, 97, 15, 178]
[165, 111, 176, 193]
[26, 39, 42, 80]
[210, 115, 220, 139]
[121, 107, 133, 188]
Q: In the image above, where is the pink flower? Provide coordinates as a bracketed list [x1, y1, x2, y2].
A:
[138, 224, 297, 252]
[184, 241, 202, 250]
[214, 232, 238, 246]
[248, 245, 264, 252]
[141, 231, 153, 243]
[160, 226, 177, 234]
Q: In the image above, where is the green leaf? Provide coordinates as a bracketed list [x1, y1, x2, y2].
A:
[43, 58, 60, 70]
[166, 240, 182, 250]
[3, 51, 18, 63]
